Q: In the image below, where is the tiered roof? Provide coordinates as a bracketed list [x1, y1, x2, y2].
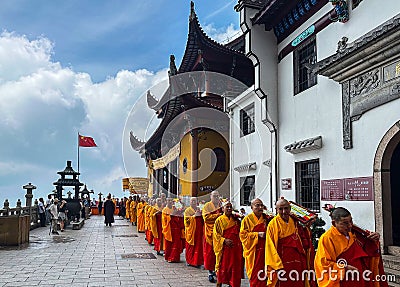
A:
[130, 2, 254, 159]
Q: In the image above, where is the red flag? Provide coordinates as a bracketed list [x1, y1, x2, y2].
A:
[79, 134, 97, 147]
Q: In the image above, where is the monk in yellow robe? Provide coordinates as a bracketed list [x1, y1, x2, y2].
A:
[202, 190, 222, 283]
[162, 198, 184, 263]
[184, 197, 204, 267]
[130, 196, 138, 226]
[144, 199, 154, 244]
[265, 198, 314, 287]
[213, 201, 243, 287]
[136, 198, 146, 233]
[314, 206, 387, 287]
[240, 198, 272, 287]
[152, 198, 164, 255]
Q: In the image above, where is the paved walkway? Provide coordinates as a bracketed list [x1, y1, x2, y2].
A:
[0, 215, 250, 287]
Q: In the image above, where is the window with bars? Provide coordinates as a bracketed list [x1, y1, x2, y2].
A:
[295, 159, 320, 212]
[240, 103, 255, 136]
[240, 175, 255, 206]
[294, 36, 317, 95]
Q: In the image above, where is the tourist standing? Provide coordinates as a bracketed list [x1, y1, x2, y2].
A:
[49, 198, 59, 235]
[45, 194, 53, 225]
[58, 200, 67, 232]
[38, 198, 46, 227]
[103, 194, 115, 227]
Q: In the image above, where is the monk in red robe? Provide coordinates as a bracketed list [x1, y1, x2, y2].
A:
[184, 197, 204, 267]
[315, 206, 387, 287]
[240, 198, 272, 287]
[162, 198, 184, 263]
[265, 198, 314, 287]
[152, 198, 164, 255]
[202, 190, 222, 283]
[213, 201, 243, 287]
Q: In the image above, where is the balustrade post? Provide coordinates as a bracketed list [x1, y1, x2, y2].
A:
[3, 199, 9, 216]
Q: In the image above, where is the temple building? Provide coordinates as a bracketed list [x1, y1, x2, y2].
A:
[232, 0, 400, 255]
[129, 2, 254, 202]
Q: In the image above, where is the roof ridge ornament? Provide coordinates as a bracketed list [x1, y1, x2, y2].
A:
[168, 55, 178, 76]
[190, 1, 196, 21]
[329, 0, 349, 23]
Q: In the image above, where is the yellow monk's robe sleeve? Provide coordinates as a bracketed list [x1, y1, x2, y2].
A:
[202, 202, 220, 245]
[240, 213, 260, 279]
[265, 216, 297, 286]
[184, 207, 196, 245]
[314, 226, 353, 287]
[162, 207, 172, 242]
[125, 200, 131, 218]
[213, 215, 231, 272]
[149, 206, 158, 238]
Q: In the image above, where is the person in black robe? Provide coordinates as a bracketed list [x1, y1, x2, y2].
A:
[103, 194, 115, 226]
[98, 200, 103, 215]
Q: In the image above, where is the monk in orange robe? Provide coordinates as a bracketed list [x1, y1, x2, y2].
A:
[202, 190, 222, 283]
[130, 196, 138, 226]
[125, 196, 131, 221]
[144, 199, 154, 244]
[184, 197, 204, 267]
[162, 198, 184, 263]
[265, 198, 314, 287]
[213, 201, 243, 287]
[314, 206, 387, 287]
[240, 198, 272, 287]
[151, 198, 164, 255]
[136, 198, 146, 233]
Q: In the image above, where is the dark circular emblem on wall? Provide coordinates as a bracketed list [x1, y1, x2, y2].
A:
[183, 158, 188, 174]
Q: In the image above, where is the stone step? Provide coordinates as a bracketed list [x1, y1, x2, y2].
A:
[386, 267, 400, 285]
[383, 254, 400, 272]
[388, 246, 400, 257]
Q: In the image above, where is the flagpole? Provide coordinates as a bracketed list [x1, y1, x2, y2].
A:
[77, 132, 80, 176]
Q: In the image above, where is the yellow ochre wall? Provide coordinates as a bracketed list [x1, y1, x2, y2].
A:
[179, 129, 229, 199]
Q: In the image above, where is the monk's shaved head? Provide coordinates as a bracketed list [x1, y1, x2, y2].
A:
[275, 198, 291, 222]
[275, 198, 290, 207]
[251, 198, 264, 218]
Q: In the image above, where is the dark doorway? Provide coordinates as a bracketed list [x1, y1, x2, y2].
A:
[390, 142, 400, 245]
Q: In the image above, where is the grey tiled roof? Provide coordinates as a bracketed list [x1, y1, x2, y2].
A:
[314, 13, 400, 74]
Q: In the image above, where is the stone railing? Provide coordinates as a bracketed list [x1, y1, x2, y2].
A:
[0, 199, 40, 230]
[0, 198, 41, 246]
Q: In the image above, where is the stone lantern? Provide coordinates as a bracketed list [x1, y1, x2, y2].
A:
[22, 182, 36, 208]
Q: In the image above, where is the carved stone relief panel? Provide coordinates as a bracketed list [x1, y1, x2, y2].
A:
[342, 58, 400, 149]
[349, 69, 380, 98]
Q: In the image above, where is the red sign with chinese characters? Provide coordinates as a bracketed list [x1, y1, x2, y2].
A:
[344, 177, 374, 201]
[321, 179, 345, 201]
[321, 176, 373, 201]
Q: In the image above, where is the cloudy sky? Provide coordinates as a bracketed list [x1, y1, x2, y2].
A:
[0, 0, 241, 204]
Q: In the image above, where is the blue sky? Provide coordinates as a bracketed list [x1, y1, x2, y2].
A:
[0, 0, 241, 204]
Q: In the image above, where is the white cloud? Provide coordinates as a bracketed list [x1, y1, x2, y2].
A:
[0, 31, 55, 82]
[203, 23, 242, 44]
[0, 32, 167, 202]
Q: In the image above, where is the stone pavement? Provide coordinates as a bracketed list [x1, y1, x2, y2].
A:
[0, 215, 250, 287]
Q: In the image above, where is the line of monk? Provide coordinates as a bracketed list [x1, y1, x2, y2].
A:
[121, 192, 387, 287]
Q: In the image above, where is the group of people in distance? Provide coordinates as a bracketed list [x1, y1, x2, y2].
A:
[122, 190, 388, 287]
